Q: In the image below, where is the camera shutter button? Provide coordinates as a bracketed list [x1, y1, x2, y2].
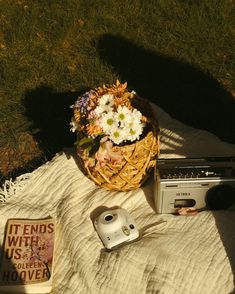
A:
[122, 226, 130, 236]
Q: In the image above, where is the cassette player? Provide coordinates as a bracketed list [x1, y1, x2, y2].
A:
[154, 157, 235, 214]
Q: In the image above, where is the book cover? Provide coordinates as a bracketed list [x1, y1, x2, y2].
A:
[0, 218, 56, 293]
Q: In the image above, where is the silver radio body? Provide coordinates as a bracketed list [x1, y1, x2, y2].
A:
[154, 157, 235, 214]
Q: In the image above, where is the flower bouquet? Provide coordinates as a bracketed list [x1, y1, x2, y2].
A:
[70, 80, 160, 191]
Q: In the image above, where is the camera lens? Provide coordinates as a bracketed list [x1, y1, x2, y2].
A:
[104, 214, 113, 221]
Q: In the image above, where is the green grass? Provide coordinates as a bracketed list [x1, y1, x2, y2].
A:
[1, 0, 235, 182]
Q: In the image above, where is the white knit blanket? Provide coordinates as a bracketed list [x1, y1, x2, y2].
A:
[1, 104, 235, 294]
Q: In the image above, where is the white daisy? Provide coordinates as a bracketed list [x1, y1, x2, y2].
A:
[100, 112, 118, 133]
[126, 123, 144, 142]
[132, 108, 142, 120]
[116, 105, 132, 126]
[94, 105, 106, 115]
[70, 118, 79, 132]
[126, 108, 144, 128]
[94, 94, 114, 115]
[109, 128, 124, 145]
[99, 94, 114, 107]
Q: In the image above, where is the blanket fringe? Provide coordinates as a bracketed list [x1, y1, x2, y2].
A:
[0, 173, 33, 203]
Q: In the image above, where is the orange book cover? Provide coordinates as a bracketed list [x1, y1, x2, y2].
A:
[0, 218, 56, 293]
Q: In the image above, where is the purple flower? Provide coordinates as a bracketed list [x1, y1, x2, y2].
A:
[75, 91, 91, 114]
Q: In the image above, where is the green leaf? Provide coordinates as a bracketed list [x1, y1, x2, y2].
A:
[78, 137, 93, 146]
[84, 145, 93, 153]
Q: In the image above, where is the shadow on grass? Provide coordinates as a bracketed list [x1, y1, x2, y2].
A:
[0, 86, 84, 185]
[97, 34, 235, 144]
[23, 86, 83, 161]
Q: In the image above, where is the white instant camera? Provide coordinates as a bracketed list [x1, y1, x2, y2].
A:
[94, 208, 139, 249]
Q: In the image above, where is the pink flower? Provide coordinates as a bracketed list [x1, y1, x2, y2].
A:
[95, 138, 122, 167]
[87, 110, 97, 119]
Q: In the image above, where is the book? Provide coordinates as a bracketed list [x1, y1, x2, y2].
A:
[0, 218, 56, 293]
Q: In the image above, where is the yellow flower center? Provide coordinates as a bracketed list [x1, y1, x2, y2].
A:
[118, 113, 125, 120]
[114, 131, 120, 138]
[130, 129, 136, 135]
[107, 118, 113, 125]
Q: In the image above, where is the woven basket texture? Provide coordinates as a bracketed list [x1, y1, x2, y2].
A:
[86, 131, 160, 191]
[77, 96, 160, 191]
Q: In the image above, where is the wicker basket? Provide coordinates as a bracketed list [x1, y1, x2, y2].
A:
[85, 130, 159, 191]
[72, 81, 160, 191]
